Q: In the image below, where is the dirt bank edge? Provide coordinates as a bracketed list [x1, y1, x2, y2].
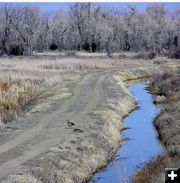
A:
[5, 64, 178, 183]
[5, 69, 137, 183]
[132, 66, 180, 183]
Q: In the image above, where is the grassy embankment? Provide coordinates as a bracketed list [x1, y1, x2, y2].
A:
[0, 52, 178, 183]
[132, 67, 180, 183]
[10, 66, 177, 183]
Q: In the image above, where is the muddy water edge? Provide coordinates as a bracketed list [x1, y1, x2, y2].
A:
[90, 82, 164, 183]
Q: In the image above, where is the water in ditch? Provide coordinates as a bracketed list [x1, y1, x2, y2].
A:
[91, 82, 163, 183]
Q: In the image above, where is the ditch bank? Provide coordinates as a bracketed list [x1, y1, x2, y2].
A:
[90, 82, 164, 183]
[132, 68, 180, 183]
[4, 69, 137, 183]
[3, 65, 178, 183]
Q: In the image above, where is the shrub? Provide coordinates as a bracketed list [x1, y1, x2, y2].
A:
[8, 44, 24, 56]
[168, 48, 180, 59]
[82, 42, 90, 51]
[151, 72, 164, 89]
[91, 42, 97, 52]
[151, 71, 179, 97]
[147, 52, 156, 59]
[49, 43, 58, 50]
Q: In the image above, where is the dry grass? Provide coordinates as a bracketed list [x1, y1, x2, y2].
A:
[0, 58, 96, 123]
[1, 53, 178, 183]
[150, 70, 180, 97]
[28, 73, 135, 183]
[7, 70, 136, 183]
[132, 67, 180, 183]
[131, 155, 174, 183]
[0, 59, 64, 124]
[0, 56, 148, 124]
[149, 69, 180, 155]
[132, 153, 180, 183]
[34, 50, 137, 59]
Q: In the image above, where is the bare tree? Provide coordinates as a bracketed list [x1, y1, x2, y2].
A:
[0, 3, 178, 57]
[0, 4, 13, 55]
[8, 5, 40, 55]
[52, 11, 68, 51]
[35, 13, 53, 52]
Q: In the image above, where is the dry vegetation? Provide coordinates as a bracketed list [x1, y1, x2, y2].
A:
[0, 57, 95, 123]
[0, 53, 152, 125]
[0, 58, 64, 124]
[150, 69, 180, 156]
[5, 67, 137, 183]
[0, 2, 179, 182]
[0, 53, 179, 183]
[132, 67, 180, 183]
[132, 155, 180, 183]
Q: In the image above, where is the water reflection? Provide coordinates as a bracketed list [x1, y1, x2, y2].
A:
[91, 83, 163, 183]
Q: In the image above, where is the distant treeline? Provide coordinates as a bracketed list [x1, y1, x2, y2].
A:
[0, 3, 179, 57]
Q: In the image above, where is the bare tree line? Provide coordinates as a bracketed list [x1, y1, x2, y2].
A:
[0, 3, 179, 57]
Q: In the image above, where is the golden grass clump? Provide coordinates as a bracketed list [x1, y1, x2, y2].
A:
[0, 58, 65, 124]
[131, 155, 177, 183]
[0, 56, 147, 124]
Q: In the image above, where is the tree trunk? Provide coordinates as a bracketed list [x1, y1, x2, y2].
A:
[106, 37, 112, 57]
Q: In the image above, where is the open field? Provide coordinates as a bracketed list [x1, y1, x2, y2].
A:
[0, 52, 154, 124]
[0, 53, 179, 183]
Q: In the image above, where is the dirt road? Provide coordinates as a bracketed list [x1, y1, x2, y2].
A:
[0, 67, 127, 181]
[1, 60, 174, 183]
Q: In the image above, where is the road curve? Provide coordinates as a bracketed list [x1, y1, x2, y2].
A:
[0, 68, 121, 181]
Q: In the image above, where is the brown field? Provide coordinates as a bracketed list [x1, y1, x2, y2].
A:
[0, 53, 151, 124]
[0, 53, 179, 183]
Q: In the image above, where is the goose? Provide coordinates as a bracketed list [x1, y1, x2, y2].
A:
[67, 120, 75, 128]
